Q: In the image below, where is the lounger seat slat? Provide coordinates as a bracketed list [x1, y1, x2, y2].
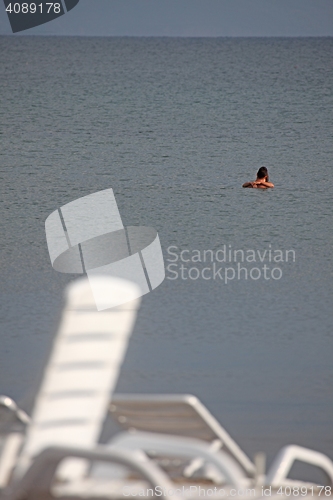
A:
[51, 338, 127, 364]
[41, 367, 118, 392]
[62, 310, 137, 336]
[116, 419, 214, 434]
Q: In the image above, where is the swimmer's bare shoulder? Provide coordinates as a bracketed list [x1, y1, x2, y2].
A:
[242, 181, 274, 188]
[256, 181, 274, 188]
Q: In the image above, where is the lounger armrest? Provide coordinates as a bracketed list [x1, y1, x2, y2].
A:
[4, 445, 177, 500]
[266, 445, 333, 487]
[110, 431, 246, 487]
[0, 433, 24, 490]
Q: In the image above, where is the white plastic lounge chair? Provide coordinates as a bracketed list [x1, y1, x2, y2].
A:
[0, 277, 176, 500]
[109, 393, 255, 477]
[267, 445, 333, 487]
[109, 394, 333, 488]
[111, 431, 333, 493]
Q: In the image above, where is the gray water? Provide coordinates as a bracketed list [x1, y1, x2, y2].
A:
[0, 37, 332, 473]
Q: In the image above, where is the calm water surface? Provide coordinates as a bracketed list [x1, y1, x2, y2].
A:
[0, 37, 332, 471]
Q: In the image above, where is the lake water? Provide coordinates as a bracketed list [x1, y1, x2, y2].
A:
[0, 36, 332, 474]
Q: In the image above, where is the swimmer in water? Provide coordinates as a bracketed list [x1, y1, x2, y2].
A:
[243, 166, 274, 189]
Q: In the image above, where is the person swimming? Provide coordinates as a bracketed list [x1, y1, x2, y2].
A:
[242, 166, 274, 189]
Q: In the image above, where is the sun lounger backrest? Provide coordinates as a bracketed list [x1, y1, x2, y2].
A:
[14, 276, 141, 481]
[110, 394, 255, 475]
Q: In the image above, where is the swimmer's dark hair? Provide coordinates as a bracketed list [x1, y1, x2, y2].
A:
[257, 166, 269, 180]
